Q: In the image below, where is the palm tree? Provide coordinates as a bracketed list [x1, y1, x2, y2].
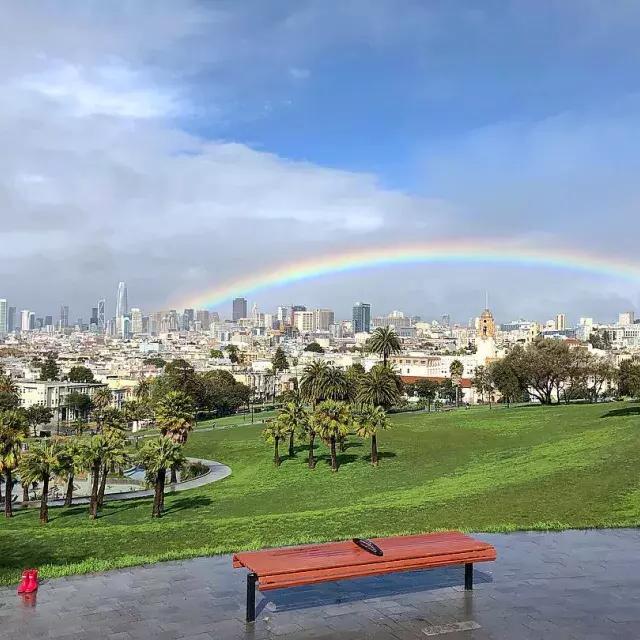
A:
[311, 400, 352, 472]
[322, 367, 350, 401]
[137, 437, 185, 518]
[0, 410, 28, 518]
[96, 435, 129, 510]
[155, 391, 195, 482]
[18, 440, 63, 524]
[355, 405, 390, 466]
[275, 399, 308, 458]
[300, 361, 329, 407]
[262, 419, 290, 467]
[92, 387, 113, 430]
[449, 360, 464, 407]
[77, 436, 108, 519]
[134, 377, 151, 401]
[358, 365, 402, 410]
[56, 438, 81, 507]
[367, 327, 402, 366]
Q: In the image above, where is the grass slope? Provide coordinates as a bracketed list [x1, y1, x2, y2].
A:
[0, 402, 638, 585]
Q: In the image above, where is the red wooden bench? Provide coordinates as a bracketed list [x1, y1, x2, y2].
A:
[233, 531, 496, 622]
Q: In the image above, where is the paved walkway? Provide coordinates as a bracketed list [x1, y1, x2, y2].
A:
[45, 458, 231, 507]
[1, 529, 639, 639]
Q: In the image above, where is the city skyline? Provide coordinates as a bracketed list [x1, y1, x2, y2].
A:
[2, 3, 640, 319]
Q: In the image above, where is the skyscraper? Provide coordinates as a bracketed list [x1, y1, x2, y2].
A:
[352, 302, 371, 333]
[97, 299, 106, 331]
[59, 305, 69, 328]
[0, 299, 7, 336]
[232, 297, 247, 321]
[130, 308, 143, 334]
[555, 313, 566, 331]
[7, 307, 16, 332]
[116, 282, 128, 318]
[21, 310, 35, 331]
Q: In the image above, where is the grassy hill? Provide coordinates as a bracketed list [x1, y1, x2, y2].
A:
[1, 401, 638, 585]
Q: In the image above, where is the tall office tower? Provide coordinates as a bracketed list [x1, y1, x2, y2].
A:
[313, 308, 335, 331]
[142, 316, 150, 334]
[90, 307, 98, 326]
[441, 314, 451, 327]
[115, 282, 128, 318]
[619, 311, 635, 326]
[555, 313, 566, 331]
[59, 305, 69, 328]
[0, 299, 7, 336]
[21, 310, 34, 331]
[277, 306, 290, 325]
[7, 307, 16, 332]
[352, 302, 371, 333]
[183, 308, 195, 330]
[232, 297, 247, 321]
[44, 315, 53, 327]
[130, 308, 143, 334]
[36, 317, 44, 329]
[97, 299, 106, 330]
[196, 309, 210, 331]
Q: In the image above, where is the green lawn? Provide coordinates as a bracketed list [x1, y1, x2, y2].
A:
[1, 402, 639, 585]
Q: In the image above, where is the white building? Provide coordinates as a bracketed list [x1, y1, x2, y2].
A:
[0, 298, 7, 336]
[130, 308, 143, 334]
[619, 311, 635, 326]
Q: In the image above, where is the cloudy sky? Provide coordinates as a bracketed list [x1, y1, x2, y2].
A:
[1, 0, 639, 325]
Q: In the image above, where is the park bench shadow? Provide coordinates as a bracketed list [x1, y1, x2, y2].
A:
[256, 565, 492, 615]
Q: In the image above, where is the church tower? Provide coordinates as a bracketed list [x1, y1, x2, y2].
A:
[476, 306, 497, 364]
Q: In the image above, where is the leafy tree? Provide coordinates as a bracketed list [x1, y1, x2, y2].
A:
[412, 379, 439, 412]
[488, 359, 523, 406]
[143, 356, 166, 368]
[209, 349, 224, 359]
[472, 366, 493, 406]
[355, 404, 390, 466]
[38, 352, 60, 381]
[271, 347, 289, 372]
[312, 400, 352, 472]
[18, 440, 63, 523]
[24, 405, 53, 436]
[0, 410, 28, 517]
[224, 345, 241, 364]
[65, 391, 93, 422]
[358, 365, 402, 410]
[438, 378, 457, 404]
[304, 342, 325, 354]
[196, 370, 250, 417]
[618, 357, 640, 398]
[67, 366, 95, 383]
[122, 399, 152, 431]
[367, 327, 401, 366]
[137, 437, 185, 517]
[262, 419, 290, 467]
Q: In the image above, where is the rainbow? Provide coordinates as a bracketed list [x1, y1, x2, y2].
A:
[178, 240, 640, 309]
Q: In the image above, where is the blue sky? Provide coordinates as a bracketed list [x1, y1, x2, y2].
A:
[1, 1, 639, 323]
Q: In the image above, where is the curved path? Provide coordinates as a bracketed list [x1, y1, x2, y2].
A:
[46, 457, 231, 507]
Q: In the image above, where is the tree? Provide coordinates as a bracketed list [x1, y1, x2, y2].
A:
[413, 379, 439, 412]
[322, 367, 350, 401]
[57, 438, 82, 507]
[355, 404, 390, 466]
[304, 342, 325, 354]
[300, 361, 330, 407]
[275, 399, 308, 458]
[358, 365, 402, 410]
[262, 419, 290, 467]
[163, 359, 199, 399]
[67, 366, 95, 383]
[271, 347, 289, 372]
[438, 378, 457, 404]
[196, 370, 250, 417]
[449, 360, 464, 407]
[137, 437, 185, 518]
[155, 391, 195, 444]
[96, 434, 128, 510]
[91, 387, 113, 429]
[38, 352, 60, 381]
[77, 436, 112, 519]
[0, 410, 28, 517]
[618, 357, 640, 398]
[134, 377, 151, 401]
[345, 364, 366, 405]
[472, 366, 493, 406]
[0, 372, 19, 412]
[367, 327, 401, 366]
[18, 440, 63, 523]
[24, 405, 53, 437]
[224, 345, 241, 364]
[210, 349, 224, 359]
[488, 359, 523, 406]
[311, 400, 352, 472]
[587, 356, 616, 403]
[65, 392, 93, 422]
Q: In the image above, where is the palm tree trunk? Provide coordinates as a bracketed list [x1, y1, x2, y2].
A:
[4, 470, 13, 518]
[40, 476, 49, 524]
[89, 464, 100, 519]
[97, 463, 108, 509]
[64, 473, 74, 507]
[0, 478, 3, 502]
[274, 437, 280, 466]
[371, 433, 379, 466]
[22, 482, 29, 506]
[308, 431, 316, 469]
[338, 435, 346, 452]
[152, 468, 166, 517]
[288, 431, 294, 457]
[170, 465, 178, 484]
[330, 435, 338, 472]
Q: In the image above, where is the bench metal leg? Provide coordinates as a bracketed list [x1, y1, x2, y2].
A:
[246, 573, 257, 623]
[464, 563, 473, 590]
